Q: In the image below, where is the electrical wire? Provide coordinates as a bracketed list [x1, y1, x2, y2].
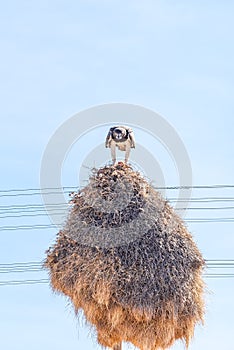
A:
[0, 279, 48, 286]
[0, 260, 233, 266]
[0, 224, 58, 231]
[2, 206, 234, 218]
[1, 213, 234, 222]
[2, 198, 234, 212]
[1, 273, 234, 286]
[0, 187, 77, 193]
[2, 195, 234, 221]
[1, 216, 234, 231]
[1, 186, 234, 284]
[0, 260, 233, 272]
[0, 261, 233, 285]
[1, 184, 234, 198]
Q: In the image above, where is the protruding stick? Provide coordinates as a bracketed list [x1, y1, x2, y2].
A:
[113, 342, 122, 350]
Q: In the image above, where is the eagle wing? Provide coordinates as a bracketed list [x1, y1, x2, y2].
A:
[128, 128, 136, 148]
[105, 128, 114, 148]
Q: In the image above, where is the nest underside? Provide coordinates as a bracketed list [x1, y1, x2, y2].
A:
[45, 164, 205, 350]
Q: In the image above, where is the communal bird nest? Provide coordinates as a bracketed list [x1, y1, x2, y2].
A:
[45, 163, 205, 350]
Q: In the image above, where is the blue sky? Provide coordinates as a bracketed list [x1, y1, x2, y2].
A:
[0, 1, 234, 349]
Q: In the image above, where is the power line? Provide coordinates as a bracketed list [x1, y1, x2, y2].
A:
[1, 273, 234, 286]
[0, 190, 73, 198]
[0, 260, 233, 286]
[156, 185, 234, 190]
[0, 224, 59, 231]
[0, 279, 48, 286]
[0, 213, 66, 219]
[0, 268, 42, 274]
[0, 260, 233, 266]
[1, 216, 234, 231]
[169, 197, 234, 202]
[1, 213, 234, 222]
[0, 187, 77, 194]
[1, 184, 234, 197]
[2, 198, 234, 216]
[0, 260, 233, 272]
[203, 274, 234, 278]
[2, 198, 234, 211]
[2, 205, 234, 215]
[0, 261, 42, 267]
[0, 204, 68, 211]
[186, 218, 234, 223]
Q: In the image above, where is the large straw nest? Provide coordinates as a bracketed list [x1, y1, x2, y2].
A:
[45, 163, 205, 350]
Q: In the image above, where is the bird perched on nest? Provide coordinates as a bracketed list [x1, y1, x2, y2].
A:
[105, 126, 135, 165]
